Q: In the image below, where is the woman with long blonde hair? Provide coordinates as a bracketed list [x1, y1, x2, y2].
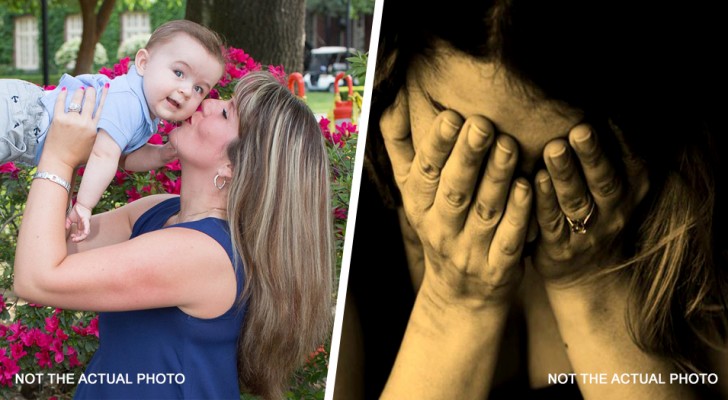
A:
[14, 71, 333, 399]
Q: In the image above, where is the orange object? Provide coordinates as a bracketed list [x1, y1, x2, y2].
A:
[288, 72, 306, 100]
[333, 72, 354, 124]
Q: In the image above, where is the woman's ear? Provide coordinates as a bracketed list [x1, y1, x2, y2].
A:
[217, 163, 233, 181]
[135, 49, 149, 76]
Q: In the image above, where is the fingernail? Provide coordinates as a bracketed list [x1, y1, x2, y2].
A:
[80, 86, 85, 91]
[537, 175, 552, 194]
[61, 87, 67, 91]
[514, 180, 530, 204]
[494, 138, 513, 166]
[467, 122, 490, 150]
[550, 144, 569, 170]
[104, 82, 110, 88]
[572, 126, 596, 154]
[440, 115, 460, 139]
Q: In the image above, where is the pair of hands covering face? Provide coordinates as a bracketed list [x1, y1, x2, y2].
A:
[380, 92, 649, 307]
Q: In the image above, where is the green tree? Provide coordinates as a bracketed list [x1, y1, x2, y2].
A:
[74, 0, 116, 74]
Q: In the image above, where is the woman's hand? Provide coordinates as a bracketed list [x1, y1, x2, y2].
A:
[42, 84, 108, 169]
[532, 123, 649, 284]
[380, 92, 532, 308]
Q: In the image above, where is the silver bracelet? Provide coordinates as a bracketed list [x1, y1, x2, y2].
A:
[33, 171, 71, 193]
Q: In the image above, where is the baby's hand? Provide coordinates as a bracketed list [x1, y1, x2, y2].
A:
[66, 203, 93, 242]
[161, 138, 177, 165]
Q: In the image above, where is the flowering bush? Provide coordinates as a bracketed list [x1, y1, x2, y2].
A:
[54, 38, 108, 72]
[116, 33, 151, 60]
[1, 46, 356, 399]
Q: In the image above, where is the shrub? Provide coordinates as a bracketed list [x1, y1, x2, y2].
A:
[116, 34, 151, 61]
[54, 38, 108, 72]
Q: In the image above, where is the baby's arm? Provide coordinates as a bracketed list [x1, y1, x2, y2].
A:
[66, 130, 122, 242]
[121, 141, 177, 172]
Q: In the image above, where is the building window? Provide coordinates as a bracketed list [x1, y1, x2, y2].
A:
[14, 16, 38, 70]
[65, 14, 83, 41]
[121, 12, 151, 42]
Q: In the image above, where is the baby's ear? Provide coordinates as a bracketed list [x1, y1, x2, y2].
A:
[135, 49, 150, 76]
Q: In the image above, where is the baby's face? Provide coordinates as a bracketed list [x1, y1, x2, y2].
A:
[137, 34, 223, 122]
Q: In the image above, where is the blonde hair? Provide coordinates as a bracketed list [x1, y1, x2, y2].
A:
[226, 71, 334, 398]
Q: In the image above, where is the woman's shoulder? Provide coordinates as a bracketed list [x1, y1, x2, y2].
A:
[123, 194, 179, 227]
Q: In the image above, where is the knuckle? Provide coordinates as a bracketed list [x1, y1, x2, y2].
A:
[578, 147, 603, 168]
[563, 196, 591, 214]
[551, 165, 576, 182]
[473, 200, 501, 227]
[417, 156, 441, 181]
[498, 239, 521, 256]
[596, 176, 620, 197]
[442, 187, 469, 211]
[484, 167, 508, 185]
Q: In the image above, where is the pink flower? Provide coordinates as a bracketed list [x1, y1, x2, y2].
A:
[336, 122, 357, 137]
[333, 207, 348, 220]
[44, 315, 59, 333]
[218, 75, 232, 87]
[100, 57, 131, 79]
[19, 328, 39, 347]
[0, 349, 20, 387]
[163, 177, 182, 195]
[158, 120, 177, 135]
[7, 321, 26, 342]
[35, 331, 53, 350]
[35, 350, 52, 368]
[0, 162, 20, 179]
[319, 117, 332, 137]
[165, 160, 181, 171]
[209, 89, 220, 99]
[50, 338, 64, 364]
[10, 342, 26, 360]
[226, 63, 246, 79]
[268, 65, 286, 84]
[115, 170, 129, 185]
[147, 133, 163, 145]
[126, 187, 141, 202]
[88, 317, 99, 338]
[227, 47, 250, 64]
[67, 346, 81, 368]
[73, 317, 101, 338]
[98, 66, 114, 79]
[55, 328, 68, 341]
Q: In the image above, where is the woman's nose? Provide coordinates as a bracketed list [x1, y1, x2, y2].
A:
[200, 99, 218, 116]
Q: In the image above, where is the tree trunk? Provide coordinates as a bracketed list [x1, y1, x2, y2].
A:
[185, 0, 216, 27]
[195, 0, 306, 75]
[74, 0, 116, 75]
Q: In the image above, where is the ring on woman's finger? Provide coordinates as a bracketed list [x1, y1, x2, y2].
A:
[565, 201, 596, 234]
[68, 103, 82, 113]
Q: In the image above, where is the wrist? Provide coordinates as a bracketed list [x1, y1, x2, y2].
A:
[417, 272, 512, 319]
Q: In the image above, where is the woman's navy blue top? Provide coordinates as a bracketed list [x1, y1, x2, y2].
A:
[74, 197, 246, 399]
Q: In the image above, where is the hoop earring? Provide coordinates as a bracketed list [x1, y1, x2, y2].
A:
[214, 174, 227, 190]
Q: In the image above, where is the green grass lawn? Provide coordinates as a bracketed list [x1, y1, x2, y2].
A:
[305, 91, 335, 116]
